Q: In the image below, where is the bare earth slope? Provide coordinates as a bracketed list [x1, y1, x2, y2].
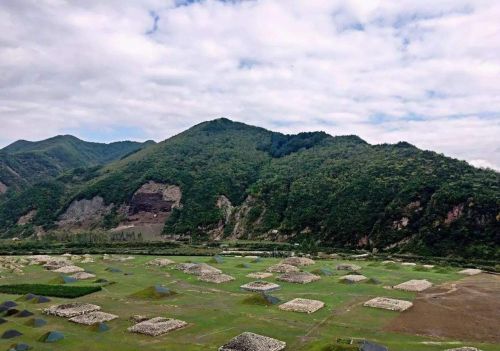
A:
[386, 273, 500, 343]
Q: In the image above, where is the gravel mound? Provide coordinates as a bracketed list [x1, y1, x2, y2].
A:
[363, 297, 413, 312]
[198, 273, 235, 284]
[341, 274, 368, 283]
[128, 317, 187, 336]
[240, 281, 281, 292]
[44, 303, 101, 318]
[277, 271, 320, 284]
[280, 257, 315, 266]
[394, 279, 433, 292]
[69, 311, 118, 325]
[266, 263, 300, 273]
[219, 332, 286, 351]
[246, 272, 273, 279]
[279, 298, 325, 313]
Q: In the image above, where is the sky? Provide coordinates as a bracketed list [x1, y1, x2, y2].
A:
[0, 0, 499, 171]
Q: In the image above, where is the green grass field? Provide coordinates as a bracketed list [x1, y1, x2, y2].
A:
[0, 255, 498, 351]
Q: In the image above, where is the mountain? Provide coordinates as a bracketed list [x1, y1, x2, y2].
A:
[0, 135, 155, 193]
[0, 119, 498, 259]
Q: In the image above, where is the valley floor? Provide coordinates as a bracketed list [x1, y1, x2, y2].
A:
[0, 255, 498, 351]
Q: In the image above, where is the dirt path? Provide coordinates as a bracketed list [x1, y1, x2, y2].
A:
[386, 273, 500, 343]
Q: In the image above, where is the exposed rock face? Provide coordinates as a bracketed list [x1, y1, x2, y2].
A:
[230, 196, 259, 239]
[208, 195, 234, 240]
[393, 217, 409, 230]
[216, 195, 233, 224]
[129, 192, 172, 214]
[445, 204, 464, 225]
[113, 182, 182, 238]
[17, 210, 37, 225]
[129, 182, 182, 215]
[0, 181, 7, 194]
[58, 196, 112, 228]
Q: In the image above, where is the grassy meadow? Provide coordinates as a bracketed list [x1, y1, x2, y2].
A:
[0, 255, 497, 351]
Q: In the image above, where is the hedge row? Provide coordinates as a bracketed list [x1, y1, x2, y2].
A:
[0, 284, 101, 298]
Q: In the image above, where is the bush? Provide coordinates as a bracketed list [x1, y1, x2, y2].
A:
[0, 284, 101, 298]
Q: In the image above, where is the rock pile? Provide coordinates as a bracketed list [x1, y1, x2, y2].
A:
[394, 279, 433, 292]
[277, 272, 321, 284]
[53, 265, 84, 274]
[336, 264, 361, 271]
[198, 273, 235, 284]
[279, 298, 324, 313]
[240, 281, 281, 293]
[70, 272, 96, 280]
[219, 332, 286, 351]
[69, 311, 118, 325]
[147, 258, 175, 267]
[266, 263, 300, 273]
[341, 274, 367, 283]
[246, 272, 273, 279]
[363, 297, 413, 312]
[128, 317, 187, 336]
[176, 263, 222, 276]
[44, 303, 101, 318]
[459, 269, 482, 276]
[280, 257, 315, 266]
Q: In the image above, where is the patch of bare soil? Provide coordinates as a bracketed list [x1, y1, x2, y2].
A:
[386, 273, 500, 343]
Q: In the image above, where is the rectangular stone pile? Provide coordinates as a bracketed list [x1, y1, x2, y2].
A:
[128, 317, 187, 336]
[363, 297, 413, 312]
[279, 298, 325, 313]
[394, 279, 433, 292]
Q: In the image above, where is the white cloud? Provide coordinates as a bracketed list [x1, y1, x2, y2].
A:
[0, 0, 499, 169]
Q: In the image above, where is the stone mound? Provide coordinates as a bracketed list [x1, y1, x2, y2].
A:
[219, 332, 286, 351]
[70, 272, 96, 280]
[394, 279, 433, 292]
[363, 297, 413, 312]
[246, 272, 273, 279]
[277, 271, 320, 284]
[146, 258, 175, 267]
[128, 317, 187, 336]
[53, 265, 84, 274]
[198, 273, 235, 284]
[240, 281, 281, 292]
[459, 269, 482, 276]
[445, 348, 483, 351]
[266, 263, 300, 273]
[336, 264, 361, 271]
[279, 298, 325, 313]
[44, 303, 101, 318]
[176, 263, 222, 276]
[401, 262, 417, 266]
[69, 311, 118, 325]
[281, 257, 315, 266]
[341, 274, 368, 283]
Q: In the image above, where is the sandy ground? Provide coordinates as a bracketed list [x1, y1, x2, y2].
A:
[386, 273, 500, 343]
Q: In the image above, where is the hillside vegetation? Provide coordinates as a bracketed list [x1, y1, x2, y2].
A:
[0, 119, 498, 259]
[0, 135, 154, 191]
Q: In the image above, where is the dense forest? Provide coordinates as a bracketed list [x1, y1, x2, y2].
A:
[0, 135, 154, 191]
[0, 119, 498, 259]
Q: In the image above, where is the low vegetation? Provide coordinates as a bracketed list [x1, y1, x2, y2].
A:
[0, 284, 101, 298]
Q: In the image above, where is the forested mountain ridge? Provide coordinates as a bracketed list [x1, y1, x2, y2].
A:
[0, 135, 155, 192]
[0, 118, 498, 259]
